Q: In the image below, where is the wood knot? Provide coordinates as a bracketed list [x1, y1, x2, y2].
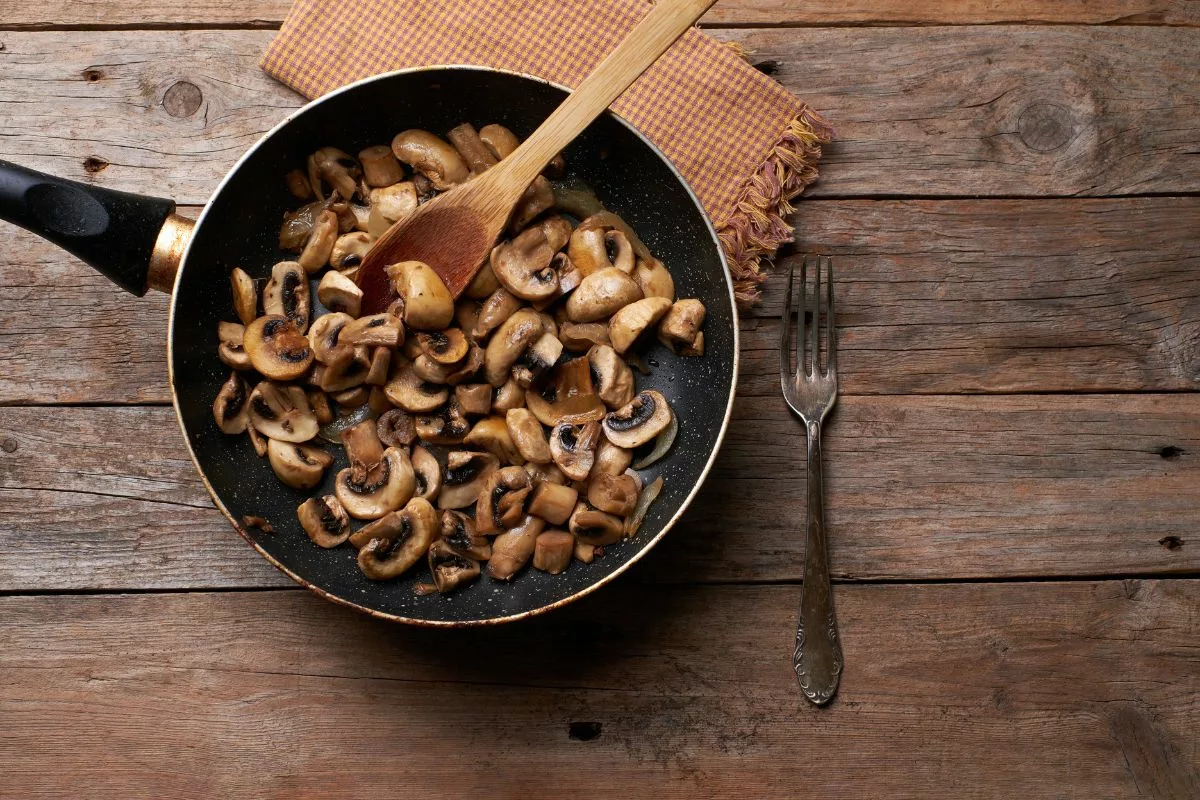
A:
[568, 721, 602, 741]
[1159, 535, 1184, 551]
[83, 156, 109, 173]
[82, 68, 104, 82]
[0, 437, 17, 453]
[1159, 445, 1184, 460]
[163, 80, 203, 118]
[1017, 102, 1078, 152]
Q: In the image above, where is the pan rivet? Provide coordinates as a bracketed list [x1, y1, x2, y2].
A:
[163, 80, 203, 118]
[1, 437, 17, 453]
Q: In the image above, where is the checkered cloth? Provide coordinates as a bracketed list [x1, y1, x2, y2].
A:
[261, 0, 830, 306]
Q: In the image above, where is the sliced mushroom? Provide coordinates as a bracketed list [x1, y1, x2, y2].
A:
[427, 538, 481, 593]
[592, 439, 633, 477]
[333, 386, 369, 407]
[565, 268, 643, 323]
[605, 230, 635, 274]
[218, 321, 252, 371]
[455, 299, 483, 334]
[524, 358, 606, 426]
[368, 385, 393, 416]
[509, 175, 556, 235]
[472, 287, 523, 341]
[567, 221, 633, 277]
[248, 382, 319, 442]
[307, 312, 355, 366]
[588, 472, 640, 516]
[267, 439, 333, 490]
[247, 425, 268, 457]
[559, 321, 610, 351]
[475, 466, 533, 535]
[634, 256, 675, 301]
[532, 530, 574, 574]
[527, 481, 578, 526]
[488, 215, 571, 301]
[511, 331, 563, 389]
[329, 231, 373, 272]
[369, 181, 419, 227]
[376, 408, 415, 448]
[484, 309, 543, 386]
[477, 123, 521, 160]
[505, 407, 552, 464]
[328, 199, 358, 234]
[464, 416, 524, 465]
[608, 296, 672, 354]
[659, 298, 706, 354]
[487, 514, 545, 581]
[417, 328, 470, 365]
[525, 462, 568, 486]
[366, 347, 391, 385]
[297, 495, 351, 548]
[602, 389, 672, 449]
[313, 147, 362, 200]
[437, 450, 499, 509]
[335, 421, 415, 519]
[446, 122, 499, 176]
[212, 372, 250, 434]
[414, 401, 471, 445]
[455, 383, 492, 416]
[244, 315, 314, 380]
[341, 314, 404, 348]
[356, 497, 439, 580]
[492, 376, 526, 413]
[391, 130, 469, 190]
[359, 144, 406, 187]
[230, 268, 258, 325]
[549, 421, 600, 481]
[587, 344, 635, 409]
[384, 359, 449, 412]
[263, 261, 311, 333]
[386, 261, 455, 330]
[411, 445, 441, 502]
[298, 210, 338, 273]
[316, 346, 371, 393]
[569, 503, 625, 547]
[413, 344, 483, 385]
[317, 269, 363, 317]
[439, 509, 491, 561]
[308, 390, 334, 424]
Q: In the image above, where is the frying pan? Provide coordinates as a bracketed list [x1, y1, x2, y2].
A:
[0, 66, 738, 625]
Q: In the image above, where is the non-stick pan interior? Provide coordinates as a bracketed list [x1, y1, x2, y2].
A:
[171, 67, 736, 624]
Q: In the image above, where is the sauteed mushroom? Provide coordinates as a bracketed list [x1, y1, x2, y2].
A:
[438, 450, 499, 509]
[267, 439, 333, 490]
[565, 268, 643, 323]
[532, 530, 574, 574]
[414, 401, 471, 445]
[307, 312, 355, 366]
[485, 309, 543, 386]
[505, 407, 552, 464]
[455, 383, 493, 416]
[217, 321, 252, 371]
[439, 509, 491, 561]
[386, 261, 455, 330]
[418, 328, 470, 365]
[428, 538, 481, 593]
[411, 445, 441, 501]
[487, 514, 545, 581]
[359, 144, 405, 187]
[317, 269, 363, 316]
[391, 129, 469, 190]
[297, 495, 351, 548]
[587, 345, 634, 409]
[549, 421, 601, 481]
[335, 421, 415, 519]
[356, 497, 439, 580]
[376, 408, 415, 448]
[609, 296, 672, 355]
[587, 471, 640, 516]
[212, 372, 250, 434]
[464, 416, 524, 465]
[569, 504, 625, 546]
[634, 256, 675, 300]
[230, 267, 258, 325]
[329, 231, 373, 272]
[473, 287, 523, 342]
[385, 359, 448, 412]
[527, 481, 578, 526]
[298, 209, 338, 273]
[264, 261, 311, 333]
[475, 466, 532, 535]
[247, 381, 318, 442]
[244, 315, 314, 380]
[489, 216, 572, 301]
[342, 314, 404, 348]
[659, 299, 707, 355]
[602, 390, 672, 449]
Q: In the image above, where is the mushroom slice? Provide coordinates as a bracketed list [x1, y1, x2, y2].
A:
[391, 129, 469, 190]
[484, 308, 543, 386]
[455, 383, 492, 416]
[264, 261, 312, 333]
[604, 230, 635, 274]
[549, 421, 601, 481]
[327, 231, 371, 272]
[524, 357, 605, 426]
[446, 122, 499, 176]
[297, 495, 350, 548]
[464, 262, 501, 300]
[532, 530, 574, 574]
[307, 312, 356, 366]
[333, 386, 369, 408]
[559, 321, 610, 352]
[464, 416, 524, 465]
[247, 425, 268, 457]
[248, 382, 318, 442]
[356, 498, 439, 580]
[386, 261, 454, 330]
[567, 225, 608, 277]
[565, 268, 643, 323]
[588, 472, 640, 516]
[602, 390, 672, 449]
[487, 514, 545, 581]
[316, 270, 363, 317]
[478, 123, 522, 160]
[244, 315, 314, 380]
[428, 538, 481, 593]
[335, 420, 415, 519]
[440, 510, 491, 561]
[505, 407, 552, 464]
[417, 328, 470, 365]
[376, 408, 415, 448]
[308, 390, 334, 424]
[492, 377, 525, 413]
[488, 215, 571, 301]
[509, 175, 556, 235]
[366, 347, 391, 386]
[313, 147, 362, 200]
[267, 439, 333, 490]
[608, 297, 672, 355]
[592, 439, 633, 477]
[341, 314, 403, 348]
[659, 299, 706, 354]
[511, 331, 563, 389]
[212, 372, 250, 434]
[569, 504, 625, 546]
[527, 481, 578, 526]
[587, 344, 635, 409]
[525, 462, 568, 486]
[368, 182, 419, 230]
[437, 451, 499, 509]
[634, 256, 675, 301]
[455, 299, 483, 334]
[472, 287, 523, 342]
[413, 344, 483, 385]
[384, 359, 449, 412]
[230, 268, 258, 325]
[414, 401, 471, 445]
[316, 346, 371, 393]
[218, 321, 252, 371]
[411, 445, 442, 502]
[358, 144, 405, 188]
[298, 210, 339, 273]
[475, 466, 533, 535]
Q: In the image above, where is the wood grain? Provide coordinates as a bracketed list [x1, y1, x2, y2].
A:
[4, 197, 1196, 404]
[0, 27, 1197, 201]
[1, 582, 1196, 798]
[0, 0, 1196, 29]
[1, 397, 1194, 592]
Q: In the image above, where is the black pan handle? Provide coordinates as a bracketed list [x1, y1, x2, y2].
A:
[0, 160, 177, 296]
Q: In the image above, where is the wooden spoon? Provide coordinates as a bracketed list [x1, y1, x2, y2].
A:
[356, 0, 718, 314]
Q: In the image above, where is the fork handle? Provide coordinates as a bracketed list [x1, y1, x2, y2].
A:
[793, 418, 844, 705]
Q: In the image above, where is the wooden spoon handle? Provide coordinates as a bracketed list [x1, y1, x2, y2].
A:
[495, 0, 718, 192]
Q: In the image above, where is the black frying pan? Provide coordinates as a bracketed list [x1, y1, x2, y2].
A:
[0, 67, 737, 625]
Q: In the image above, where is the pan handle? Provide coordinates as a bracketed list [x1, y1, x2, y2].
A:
[0, 160, 192, 296]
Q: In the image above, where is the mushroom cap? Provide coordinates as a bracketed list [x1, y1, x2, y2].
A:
[230, 267, 258, 326]
[511, 332, 563, 389]
[376, 408, 415, 448]
[212, 372, 250, 434]
[608, 296, 672, 355]
[658, 298, 706, 351]
[297, 495, 351, 548]
[587, 344, 635, 409]
[356, 497, 439, 580]
[386, 261, 455, 331]
[341, 313, 404, 348]
[437, 451, 499, 509]
[218, 321, 252, 371]
[417, 328, 470, 365]
[263, 261, 312, 334]
[298, 210, 339, 273]
[384, 358, 449, 412]
[602, 389, 672, 449]
[307, 312, 356, 366]
[484, 309, 543, 387]
[428, 538, 482, 593]
[315, 345, 371, 393]
[486, 514, 545, 581]
[565, 268, 643, 323]
[368, 183, 419, 233]
[464, 262, 501, 300]
[558, 321, 611, 352]
[587, 472, 641, 516]
[267, 439, 333, 490]
[634, 257, 675, 301]
[244, 315, 315, 381]
[488, 216, 571, 301]
[475, 465, 533, 535]
[335, 446, 416, 520]
[491, 376, 526, 413]
[317, 268, 363, 315]
[569, 505, 625, 546]
[549, 421, 601, 481]
[505, 407, 553, 464]
[413, 344, 484, 386]
[411, 445, 442, 501]
[248, 381, 319, 443]
[391, 129, 469, 190]
[455, 383, 493, 416]
[358, 144, 405, 188]
[472, 287, 524, 342]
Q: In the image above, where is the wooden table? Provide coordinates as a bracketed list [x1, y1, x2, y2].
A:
[1, 2, 1197, 797]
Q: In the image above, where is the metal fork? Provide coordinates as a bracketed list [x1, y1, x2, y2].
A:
[780, 254, 843, 706]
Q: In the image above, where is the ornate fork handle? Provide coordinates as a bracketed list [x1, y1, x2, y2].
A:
[792, 417, 843, 705]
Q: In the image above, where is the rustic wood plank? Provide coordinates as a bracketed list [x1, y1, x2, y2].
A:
[1, 582, 1196, 798]
[0, 0, 1196, 29]
[0, 27, 1197, 201]
[4, 197, 1196, 404]
[1, 397, 1194, 591]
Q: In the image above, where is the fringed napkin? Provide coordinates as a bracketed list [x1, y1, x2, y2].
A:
[261, 0, 830, 306]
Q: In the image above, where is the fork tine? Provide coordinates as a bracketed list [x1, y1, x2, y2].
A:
[780, 259, 795, 385]
[824, 256, 836, 375]
[808, 253, 821, 376]
[797, 255, 808, 380]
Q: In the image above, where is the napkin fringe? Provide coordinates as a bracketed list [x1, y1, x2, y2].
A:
[718, 106, 832, 306]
